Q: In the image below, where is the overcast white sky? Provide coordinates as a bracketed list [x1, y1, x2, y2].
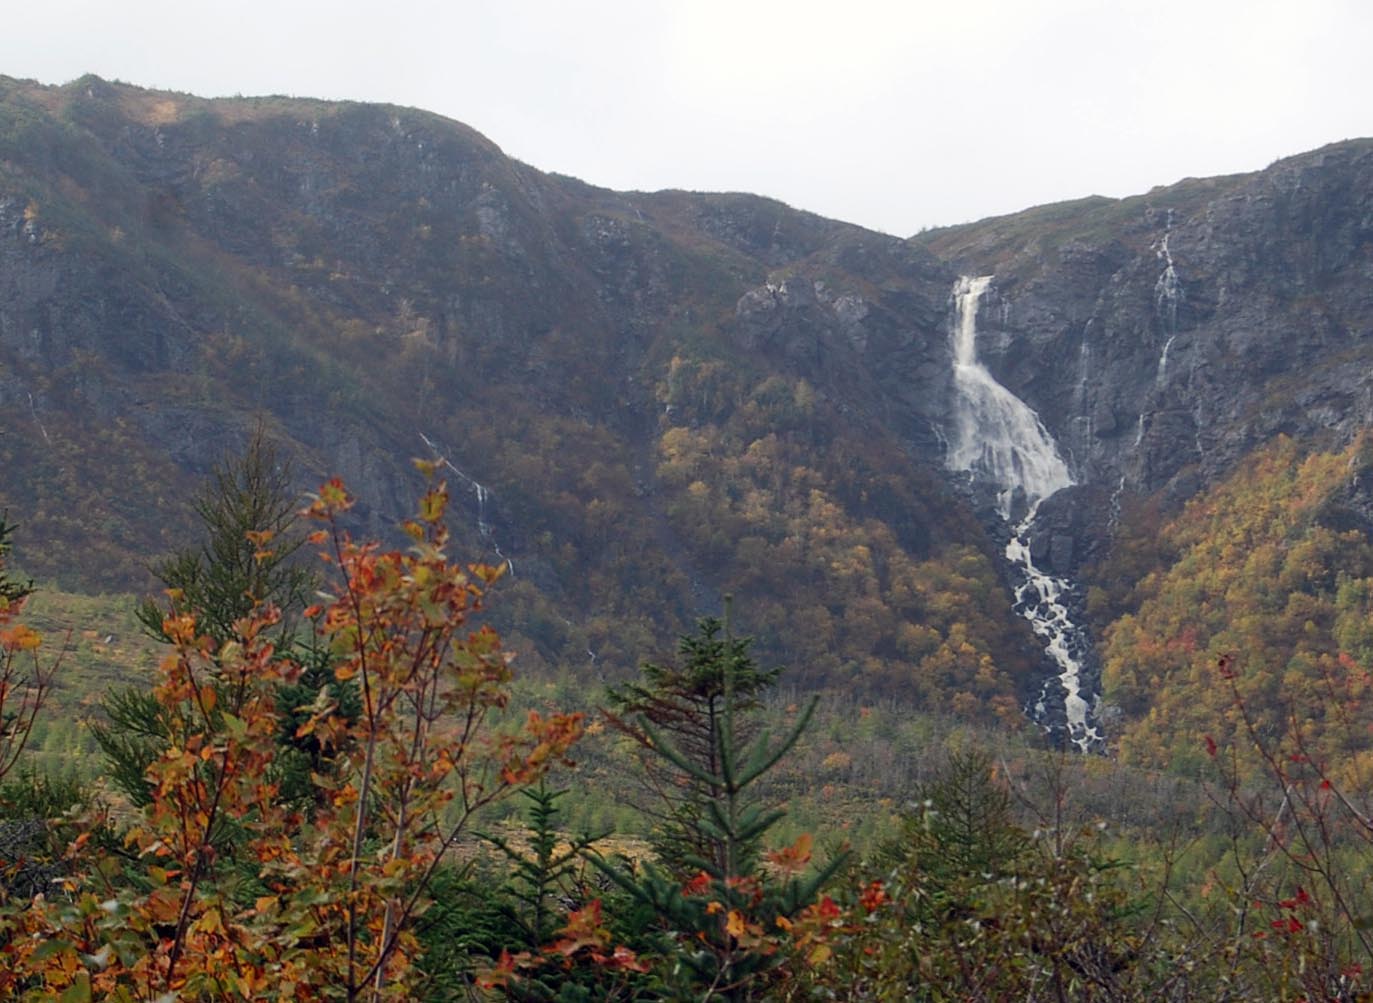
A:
[4, 0, 1370, 235]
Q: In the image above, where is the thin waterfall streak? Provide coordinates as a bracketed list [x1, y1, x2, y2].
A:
[1154, 210, 1183, 334]
[418, 431, 514, 576]
[1156, 334, 1176, 388]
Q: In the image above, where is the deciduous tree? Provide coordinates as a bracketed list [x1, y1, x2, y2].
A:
[0, 469, 583, 1001]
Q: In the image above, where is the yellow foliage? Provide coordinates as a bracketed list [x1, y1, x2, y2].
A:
[1103, 434, 1373, 777]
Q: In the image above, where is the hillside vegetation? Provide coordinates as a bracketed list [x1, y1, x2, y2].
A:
[0, 73, 1044, 711]
[1103, 435, 1373, 780]
[4, 465, 1373, 1000]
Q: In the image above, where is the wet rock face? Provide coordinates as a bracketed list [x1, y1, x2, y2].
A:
[733, 278, 867, 362]
[931, 141, 1373, 514]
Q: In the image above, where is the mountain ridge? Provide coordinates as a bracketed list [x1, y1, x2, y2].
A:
[4, 74, 1373, 748]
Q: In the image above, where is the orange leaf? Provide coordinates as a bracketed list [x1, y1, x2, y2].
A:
[0, 624, 41, 651]
[725, 910, 747, 938]
[604, 945, 649, 972]
[766, 832, 813, 875]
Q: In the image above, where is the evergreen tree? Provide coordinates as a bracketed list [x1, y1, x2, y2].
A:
[0, 515, 32, 614]
[134, 426, 312, 645]
[94, 428, 329, 806]
[879, 746, 1029, 884]
[596, 603, 843, 1000]
[604, 613, 780, 876]
[455, 782, 645, 1002]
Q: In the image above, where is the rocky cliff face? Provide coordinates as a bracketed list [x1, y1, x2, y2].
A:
[3, 75, 1371, 728]
[918, 141, 1373, 566]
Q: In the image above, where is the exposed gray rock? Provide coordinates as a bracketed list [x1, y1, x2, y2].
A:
[5, 74, 1373, 715]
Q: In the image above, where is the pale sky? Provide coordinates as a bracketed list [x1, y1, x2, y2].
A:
[4, 0, 1370, 235]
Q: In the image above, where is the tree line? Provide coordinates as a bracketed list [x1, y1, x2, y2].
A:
[1, 435, 1372, 1000]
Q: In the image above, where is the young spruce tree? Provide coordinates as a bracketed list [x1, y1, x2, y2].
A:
[597, 603, 844, 1001]
[93, 428, 332, 808]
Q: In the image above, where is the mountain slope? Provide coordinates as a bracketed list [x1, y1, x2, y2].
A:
[5, 75, 1373, 746]
[0, 75, 1034, 715]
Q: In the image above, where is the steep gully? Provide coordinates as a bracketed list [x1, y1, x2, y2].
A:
[946, 277, 1103, 751]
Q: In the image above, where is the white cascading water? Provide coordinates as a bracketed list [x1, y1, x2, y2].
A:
[1153, 213, 1183, 387]
[946, 276, 1102, 751]
[948, 277, 1074, 520]
[419, 432, 515, 575]
[1155, 334, 1176, 388]
[1154, 234, 1182, 333]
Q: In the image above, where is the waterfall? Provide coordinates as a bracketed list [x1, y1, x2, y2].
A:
[1153, 211, 1183, 392]
[947, 276, 1073, 520]
[1154, 210, 1183, 333]
[418, 432, 514, 575]
[1008, 533, 1102, 752]
[945, 277, 1101, 751]
[1155, 334, 1176, 388]
[1154, 234, 1182, 331]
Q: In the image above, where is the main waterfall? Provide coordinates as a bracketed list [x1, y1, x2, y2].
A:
[945, 276, 1102, 751]
[948, 276, 1073, 519]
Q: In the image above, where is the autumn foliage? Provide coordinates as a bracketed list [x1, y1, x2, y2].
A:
[0, 515, 60, 787]
[1104, 434, 1373, 778]
[0, 470, 582, 1000]
[10, 436, 1373, 1000]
